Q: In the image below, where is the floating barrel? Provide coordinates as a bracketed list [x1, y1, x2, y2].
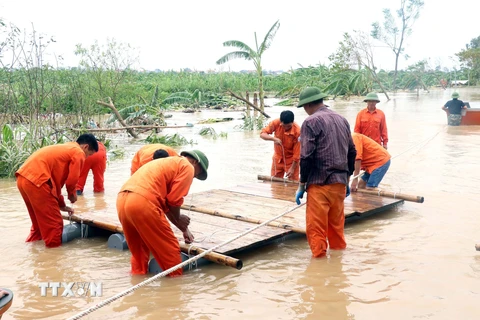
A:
[107, 233, 128, 250]
[148, 253, 210, 274]
[62, 223, 82, 243]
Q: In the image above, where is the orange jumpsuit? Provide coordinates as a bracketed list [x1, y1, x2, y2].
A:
[261, 119, 301, 180]
[130, 144, 179, 175]
[16, 142, 86, 248]
[306, 183, 347, 258]
[354, 108, 388, 147]
[352, 133, 391, 173]
[117, 156, 194, 276]
[76, 142, 107, 193]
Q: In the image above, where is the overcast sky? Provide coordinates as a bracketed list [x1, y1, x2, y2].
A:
[1, 0, 478, 72]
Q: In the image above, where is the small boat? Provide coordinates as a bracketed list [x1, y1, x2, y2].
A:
[0, 288, 13, 319]
[459, 108, 480, 125]
[446, 102, 480, 126]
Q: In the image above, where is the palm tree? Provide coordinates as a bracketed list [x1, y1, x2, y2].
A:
[216, 20, 280, 111]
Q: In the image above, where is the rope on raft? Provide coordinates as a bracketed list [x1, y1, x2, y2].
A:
[184, 193, 240, 244]
[66, 202, 306, 320]
[350, 125, 448, 184]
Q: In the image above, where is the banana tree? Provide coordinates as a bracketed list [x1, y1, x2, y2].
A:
[216, 20, 280, 112]
[163, 89, 204, 108]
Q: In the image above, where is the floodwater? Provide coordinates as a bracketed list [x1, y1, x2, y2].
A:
[1, 88, 480, 320]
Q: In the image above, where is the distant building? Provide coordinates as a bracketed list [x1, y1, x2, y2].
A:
[451, 80, 469, 86]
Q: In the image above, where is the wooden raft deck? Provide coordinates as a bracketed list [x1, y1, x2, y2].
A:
[62, 180, 404, 260]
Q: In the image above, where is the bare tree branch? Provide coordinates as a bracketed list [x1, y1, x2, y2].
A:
[96, 97, 139, 138]
[227, 90, 270, 118]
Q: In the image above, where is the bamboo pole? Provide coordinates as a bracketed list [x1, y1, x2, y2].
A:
[62, 214, 123, 233]
[69, 125, 191, 133]
[257, 175, 298, 184]
[179, 243, 242, 270]
[257, 175, 425, 203]
[355, 189, 424, 203]
[61, 214, 242, 269]
[182, 205, 306, 234]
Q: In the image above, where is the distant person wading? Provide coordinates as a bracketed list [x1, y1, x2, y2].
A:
[442, 92, 467, 126]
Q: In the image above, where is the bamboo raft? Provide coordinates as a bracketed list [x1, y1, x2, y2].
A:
[62, 177, 415, 271]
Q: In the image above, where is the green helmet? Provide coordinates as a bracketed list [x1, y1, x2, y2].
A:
[363, 92, 380, 102]
[452, 92, 459, 99]
[297, 87, 328, 108]
[180, 150, 209, 180]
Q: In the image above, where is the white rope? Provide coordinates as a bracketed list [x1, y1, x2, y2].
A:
[66, 202, 306, 320]
[350, 125, 447, 184]
[390, 125, 447, 160]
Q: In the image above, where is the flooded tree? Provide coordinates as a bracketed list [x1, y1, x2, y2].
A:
[216, 20, 280, 112]
[0, 22, 67, 135]
[344, 31, 390, 100]
[75, 38, 139, 105]
[401, 60, 430, 95]
[456, 36, 480, 85]
[371, 0, 425, 92]
[328, 37, 372, 97]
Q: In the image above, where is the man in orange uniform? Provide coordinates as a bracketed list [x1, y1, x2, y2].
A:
[260, 110, 301, 180]
[76, 140, 107, 195]
[16, 134, 98, 248]
[350, 133, 391, 191]
[117, 150, 209, 277]
[354, 92, 388, 149]
[130, 143, 178, 175]
[295, 87, 357, 258]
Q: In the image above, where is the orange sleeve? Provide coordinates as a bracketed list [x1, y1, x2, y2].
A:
[166, 161, 194, 207]
[354, 112, 362, 133]
[65, 151, 85, 199]
[261, 119, 279, 135]
[131, 152, 140, 175]
[380, 112, 388, 144]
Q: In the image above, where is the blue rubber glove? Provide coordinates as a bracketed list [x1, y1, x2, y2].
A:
[295, 183, 306, 205]
[346, 185, 351, 198]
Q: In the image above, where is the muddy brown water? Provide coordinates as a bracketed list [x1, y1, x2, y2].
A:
[1, 89, 480, 320]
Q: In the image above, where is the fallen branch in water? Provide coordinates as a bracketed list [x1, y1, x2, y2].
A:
[96, 98, 139, 138]
[227, 90, 270, 118]
[69, 125, 192, 132]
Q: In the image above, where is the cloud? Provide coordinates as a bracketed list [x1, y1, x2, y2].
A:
[1, 0, 477, 71]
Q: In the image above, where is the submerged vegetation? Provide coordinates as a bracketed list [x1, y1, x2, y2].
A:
[144, 133, 194, 146]
[198, 127, 228, 139]
[0, 124, 65, 177]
